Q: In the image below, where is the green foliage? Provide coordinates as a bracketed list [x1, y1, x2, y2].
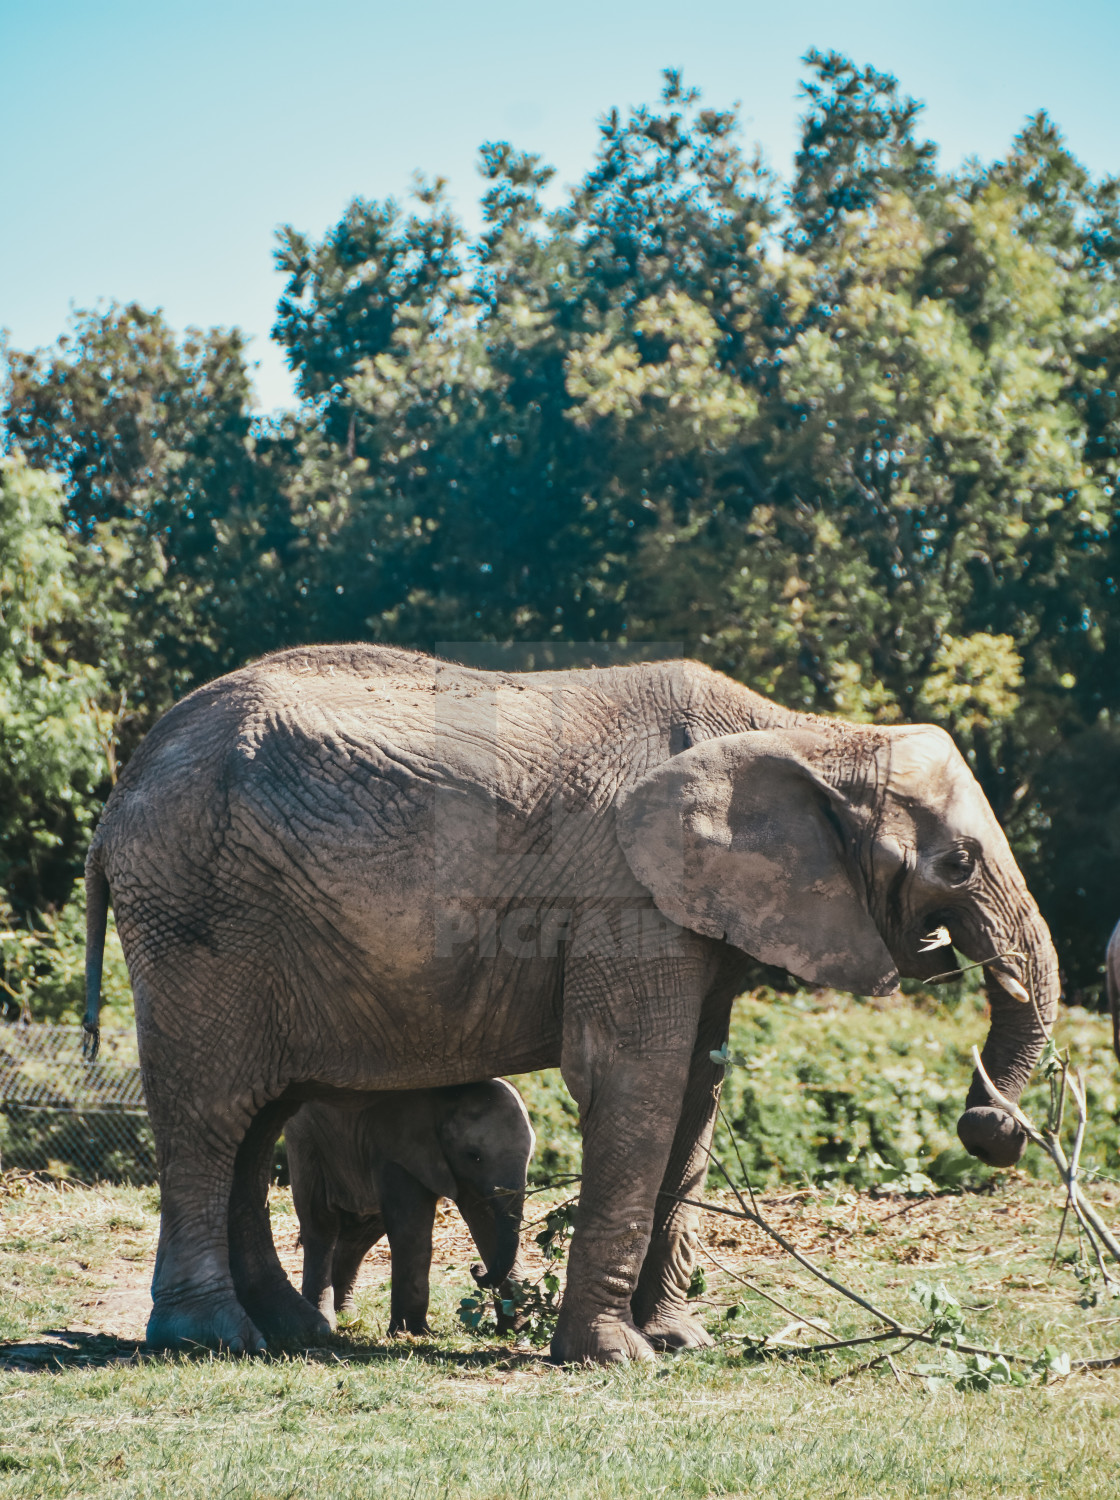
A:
[3, 52, 1120, 993]
[917, 1345, 1071, 1393]
[457, 1196, 576, 1345]
[787, 50, 938, 250]
[910, 1281, 1072, 1394]
[911, 1279, 964, 1333]
[512, 1070, 582, 1183]
[519, 990, 1120, 1191]
[0, 458, 110, 913]
[4, 306, 300, 750]
[717, 992, 1119, 1189]
[0, 890, 132, 1026]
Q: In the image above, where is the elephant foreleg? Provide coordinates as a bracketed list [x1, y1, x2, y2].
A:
[631, 976, 737, 1350]
[551, 948, 707, 1364]
[382, 1165, 438, 1335]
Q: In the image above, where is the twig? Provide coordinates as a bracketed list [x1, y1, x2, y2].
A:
[880, 1196, 933, 1222]
[1050, 1058, 1068, 1140]
[1049, 1200, 1072, 1275]
[924, 947, 1025, 986]
[698, 1137, 758, 1226]
[1058, 1067, 1118, 1289]
[971, 1049, 1120, 1267]
[830, 1323, 933, 1385]
[1073, 1353, 1120, 1370]
[671, 1189, 902, 1330]
[682, 1190, 1086, 1367]
[771, 1329, 906, 1356]
[716, 1101, 760, 1217]
[700, 1245, 833, 1340]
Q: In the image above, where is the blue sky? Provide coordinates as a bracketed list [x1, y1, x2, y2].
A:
[3, 0, 1118, 411]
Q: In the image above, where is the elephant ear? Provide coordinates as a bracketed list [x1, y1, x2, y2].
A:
[375, 1097, 459, 1202]
[615, 729, 898, 996]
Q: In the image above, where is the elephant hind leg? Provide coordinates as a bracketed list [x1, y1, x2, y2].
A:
[330, 1212, 385, 1319]
[228, 1100, 332, 1347]
[145, 1116, 264, 1354]
[134, 961, 325, 1352]
[299, 1214, 342, 1331]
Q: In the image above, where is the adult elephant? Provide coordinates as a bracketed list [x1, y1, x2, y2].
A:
[83, 645, 1058, 1362]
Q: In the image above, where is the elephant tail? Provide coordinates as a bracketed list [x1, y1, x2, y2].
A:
[83, 851, 110, 1063]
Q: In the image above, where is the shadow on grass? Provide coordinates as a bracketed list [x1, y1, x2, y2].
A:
[0, 1329, 552, 1374]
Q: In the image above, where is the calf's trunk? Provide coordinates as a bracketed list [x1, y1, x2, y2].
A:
[459, 1185, 524, 1290]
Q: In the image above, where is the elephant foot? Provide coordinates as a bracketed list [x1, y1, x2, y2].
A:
[335, 1296, 360, 1327]
[638, 1307, 714, 1352]
[240, 1276, 332, 1348]
[147, 1292, 266, 1354]
[551, 1310, 657, 1365]
[388, 1316, 433, 1337]
[315, 1288, 338, 1332]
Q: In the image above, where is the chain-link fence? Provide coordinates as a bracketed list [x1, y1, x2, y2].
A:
[0, 1022, 156, 1184]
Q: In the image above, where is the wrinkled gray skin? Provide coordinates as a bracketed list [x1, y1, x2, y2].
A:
[287, 1080, 534, 1333]
[84, 645, 1059, 1363]
[1107, 920, 1120, 1065]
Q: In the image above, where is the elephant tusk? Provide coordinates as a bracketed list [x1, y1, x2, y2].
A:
[993, 972, 1031, 1005]
[918, 926, 952, 953]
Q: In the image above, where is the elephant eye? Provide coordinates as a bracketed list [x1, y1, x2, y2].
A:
[940, 846, 976, 885]
[466, 1150, 481, 1164]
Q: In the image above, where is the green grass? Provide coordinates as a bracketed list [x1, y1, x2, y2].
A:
[0, 991, 1116, 1497]
[0, 1171, 1118, 1496]
[0, 1340, 1116, 1499]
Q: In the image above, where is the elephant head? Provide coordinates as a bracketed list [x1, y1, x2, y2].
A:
[616, 722, 1059, 1169]
[435, 1080, 535, 1290]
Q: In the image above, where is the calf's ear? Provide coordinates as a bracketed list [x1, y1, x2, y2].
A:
[378, 1102, 459, 1202]
[615, 729, 898, 997]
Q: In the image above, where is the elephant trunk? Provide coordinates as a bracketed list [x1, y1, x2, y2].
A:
[459, 1185, 524, 1290]
[956, 910, 1060, 1167]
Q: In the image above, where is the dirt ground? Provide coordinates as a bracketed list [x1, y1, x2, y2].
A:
[54, 1172, 1116, 1345]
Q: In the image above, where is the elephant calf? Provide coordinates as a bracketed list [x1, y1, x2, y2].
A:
[286, 1080, 534, 1334]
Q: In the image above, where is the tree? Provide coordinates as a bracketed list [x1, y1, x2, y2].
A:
[786, 49, 937, 252]
[0, 456, 109, 912]
[3, 58, 1119, 996]
[5, 304, 300, 734]
[272, 73, 775, 646]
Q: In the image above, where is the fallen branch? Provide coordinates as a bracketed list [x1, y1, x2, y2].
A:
[700, 1244, 833, 1340]
[970, 1048, 1120, 1272]
[676, 1190, 1040, 1364]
